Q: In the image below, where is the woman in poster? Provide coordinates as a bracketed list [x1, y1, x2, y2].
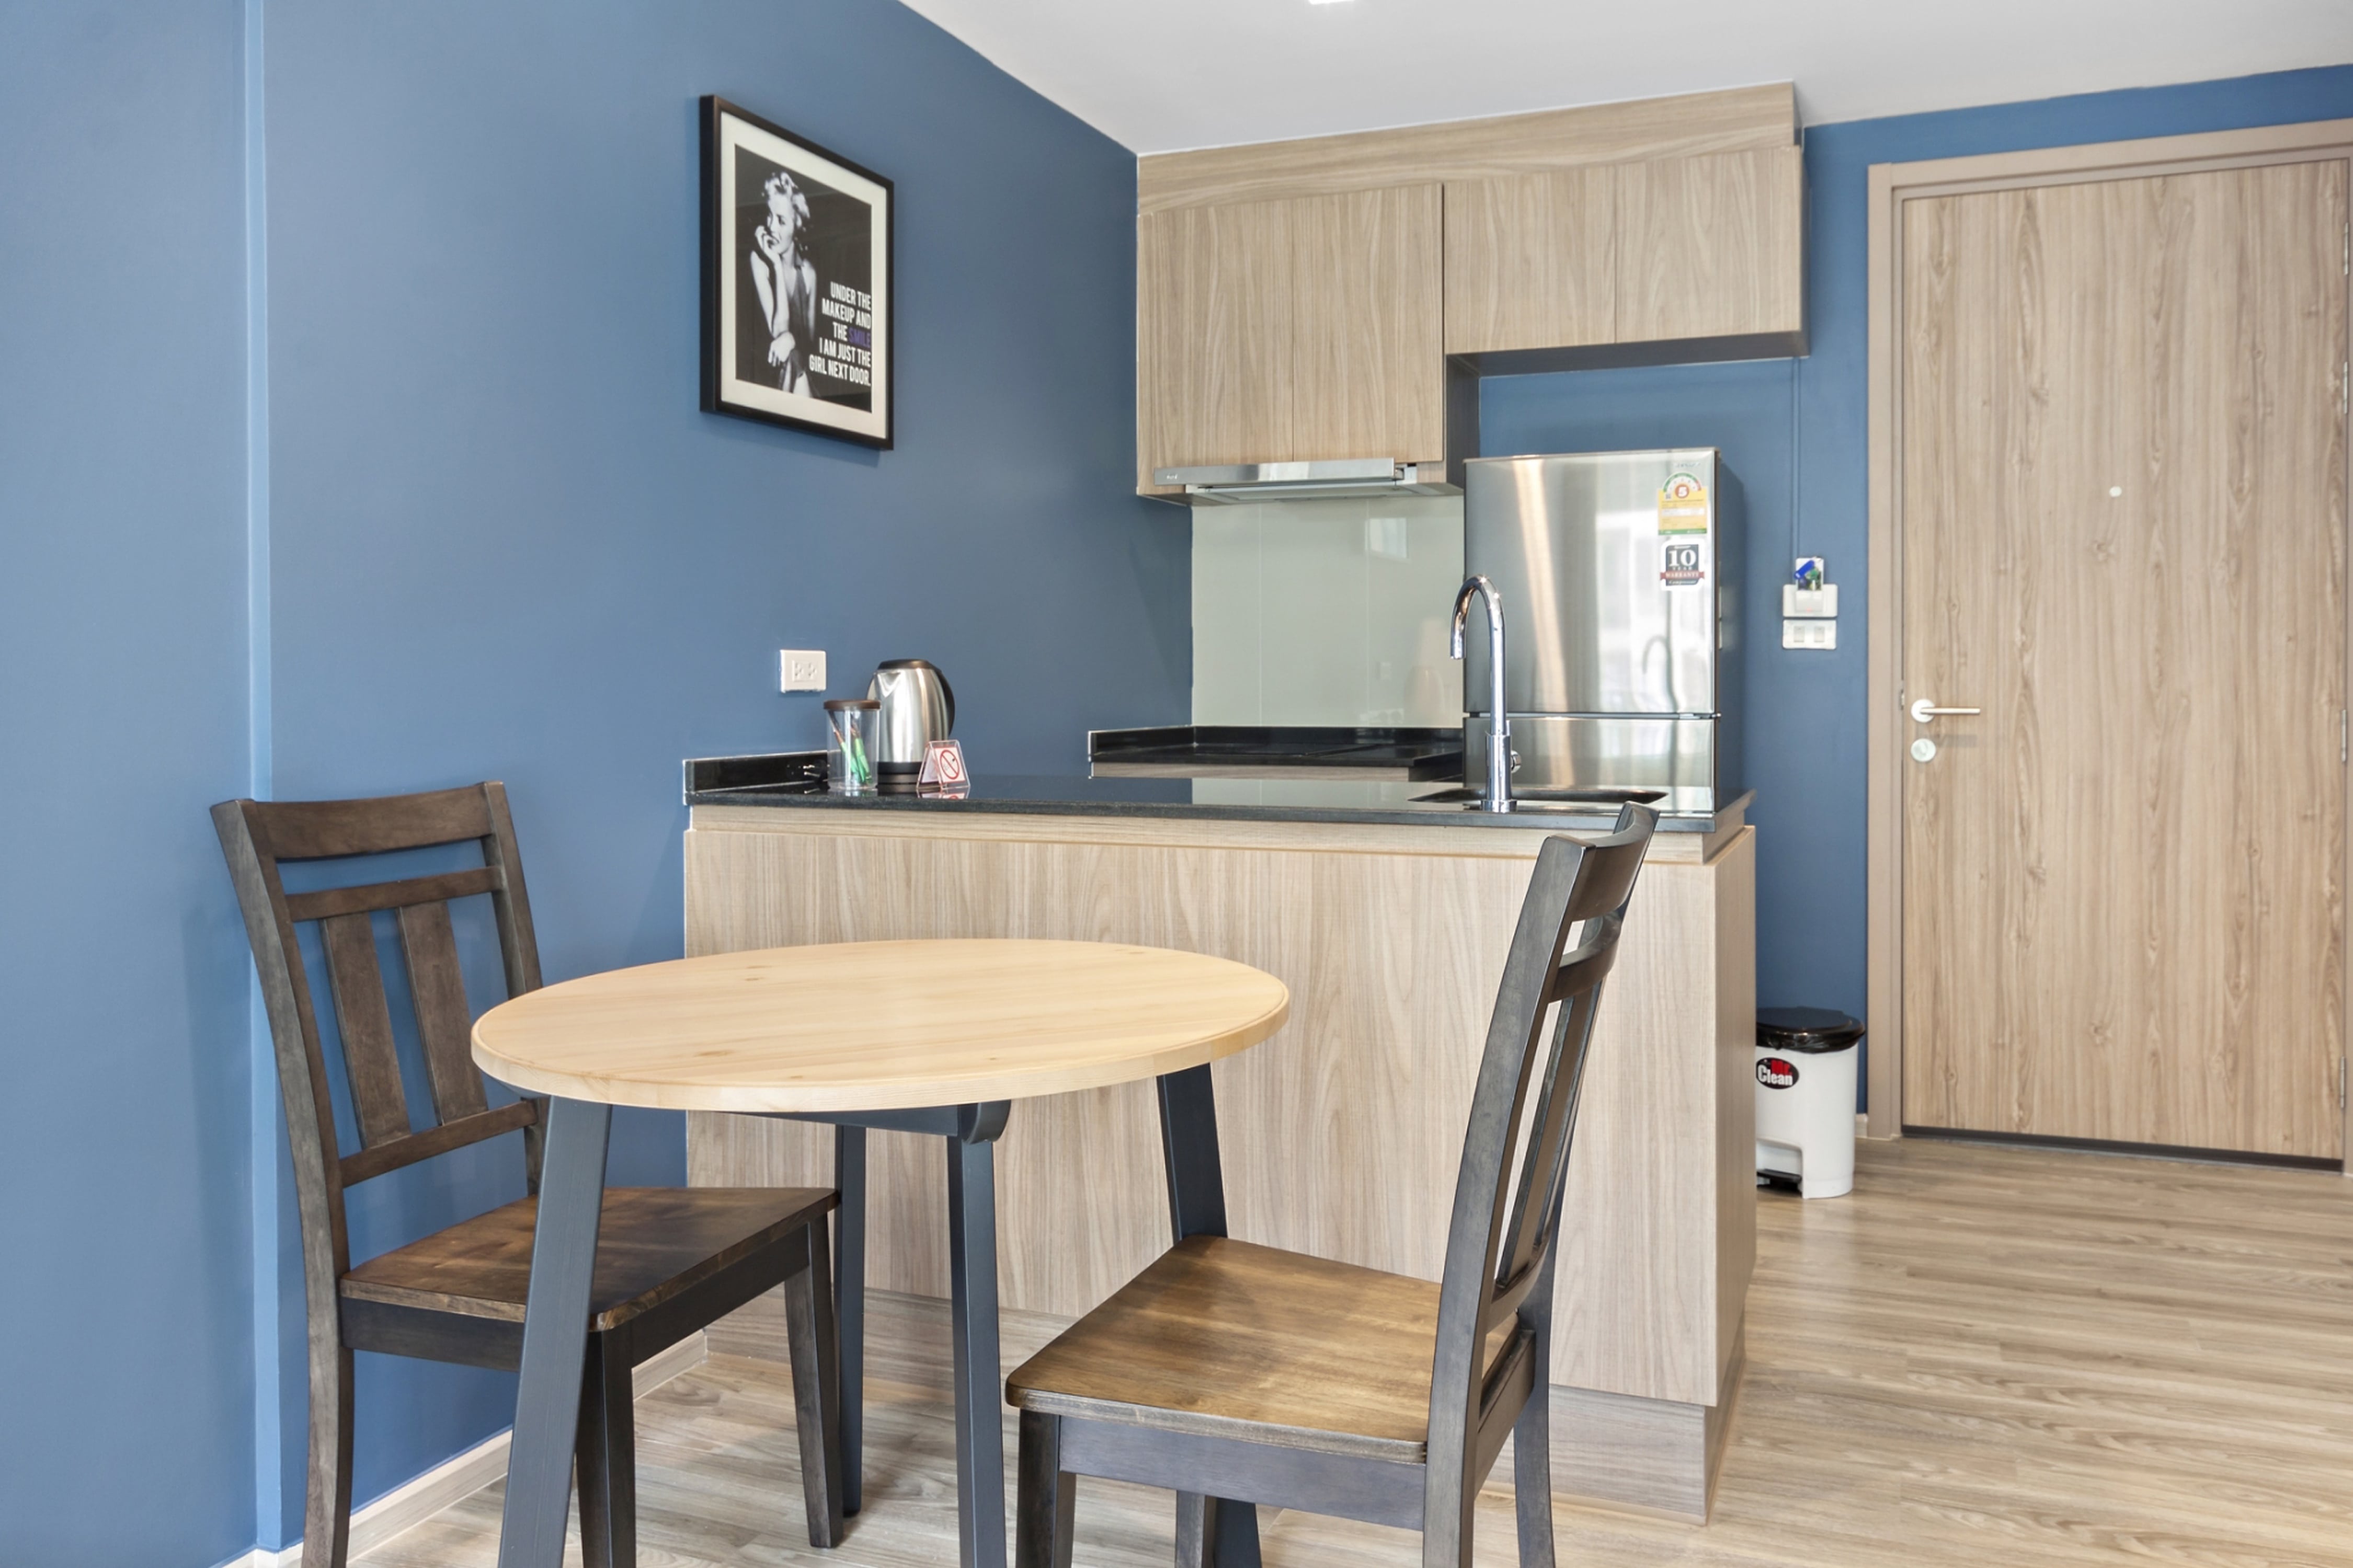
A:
[748, 169, 817, 394]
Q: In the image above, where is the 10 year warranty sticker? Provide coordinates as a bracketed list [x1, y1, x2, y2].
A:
[1661, 537, 1706, 589]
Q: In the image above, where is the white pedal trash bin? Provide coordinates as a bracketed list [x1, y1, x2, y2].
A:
[1755, 1007, 1863, 1198]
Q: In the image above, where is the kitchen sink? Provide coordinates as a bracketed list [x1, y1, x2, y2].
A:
[1411, 785, 1667, 809]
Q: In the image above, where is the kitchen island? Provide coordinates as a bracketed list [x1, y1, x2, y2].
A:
[680, 750, 1755, 1519]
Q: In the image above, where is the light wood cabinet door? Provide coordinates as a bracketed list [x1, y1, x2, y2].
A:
[1443, 167, 1617, 355]
[1137, 198, 1293, 487]
[1616, 146, 1803, 344]
[1444, 147, 1803, 358]
[1137, 184, 1445, 490]
[1899, 160, 2348, 1158]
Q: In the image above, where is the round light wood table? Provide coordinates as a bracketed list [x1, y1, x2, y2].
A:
[473, 938, 1289, 1568]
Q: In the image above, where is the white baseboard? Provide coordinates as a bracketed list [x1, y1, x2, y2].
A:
[214, 1330, 708, 1568]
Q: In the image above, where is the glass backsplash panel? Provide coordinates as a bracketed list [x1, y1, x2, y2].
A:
[1192, 495, 1466, 727]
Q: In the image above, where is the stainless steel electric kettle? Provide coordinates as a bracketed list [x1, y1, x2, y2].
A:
[866, 659, 955, 777]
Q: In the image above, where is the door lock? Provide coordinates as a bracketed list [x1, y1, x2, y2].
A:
[1910, 737, 1938, 763]
[1909, 699, 1982, 724]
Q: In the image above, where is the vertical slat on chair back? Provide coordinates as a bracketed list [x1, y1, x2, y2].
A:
[399, 901, 492, 1123]
[321, 911, 414, 1147]
[1421, 804, 1658, 1540]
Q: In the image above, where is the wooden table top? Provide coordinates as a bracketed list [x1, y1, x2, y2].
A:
[471, 938, 1291, 1113]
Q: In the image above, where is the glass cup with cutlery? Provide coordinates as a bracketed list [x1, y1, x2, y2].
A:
[823, 698, 881, 795]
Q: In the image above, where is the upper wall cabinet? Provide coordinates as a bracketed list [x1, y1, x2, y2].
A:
[1137, 184, 1444, 491]
[1444, 166, 1617, 355]
[1445, 145, 1806, 360]
[1135, 86, 1806, 494]
[1614, 146, 1804, 346]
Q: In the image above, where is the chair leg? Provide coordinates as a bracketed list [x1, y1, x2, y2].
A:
[1015, 1411, 1075, 1568]
[1174, 1493, 1214, 1568]
[575, 1330, 636, 1568]
[835, 1124, 867, 1516]
[1425, 1495, 1475, 1568]
[303, 1341, 356, 1568]
[1514, 1267, 1560, 1568]
[1418, 1459, 1480, 1568]
[785, 1220, 847, 1547]
[1511, 1386, 1556, 1568]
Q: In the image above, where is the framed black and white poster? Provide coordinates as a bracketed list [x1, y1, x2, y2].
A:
[701, 96, 893, 448]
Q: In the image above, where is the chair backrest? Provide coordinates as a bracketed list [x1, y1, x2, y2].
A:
[1423, 805, 1657, 1515]
[213, 783, 546, 1298]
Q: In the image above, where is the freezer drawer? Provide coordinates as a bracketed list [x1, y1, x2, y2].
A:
[1464, 715, 1722, 793]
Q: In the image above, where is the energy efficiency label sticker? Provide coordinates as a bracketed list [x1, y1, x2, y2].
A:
[1658, 471, 1710, 534]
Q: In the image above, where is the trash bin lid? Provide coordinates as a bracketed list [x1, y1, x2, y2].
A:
[1757, 1006, 1864, 1053]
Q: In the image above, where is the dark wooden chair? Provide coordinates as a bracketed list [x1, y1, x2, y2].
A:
[214, 783, 843, 1568]
[1006, 805, 1658, 1568]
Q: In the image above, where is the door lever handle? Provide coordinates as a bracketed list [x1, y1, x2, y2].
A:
[1909, 699, 1982, 724]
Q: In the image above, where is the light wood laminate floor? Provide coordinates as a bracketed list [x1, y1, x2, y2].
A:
[359, 1138, 2353, 1567]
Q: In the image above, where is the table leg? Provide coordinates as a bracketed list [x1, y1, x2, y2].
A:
[497, 1095, 611, 1568]
[946, 1109, 1010, 1568]
[833, 1123, 867, 1515]
[1156, 1064, 1262, 1568]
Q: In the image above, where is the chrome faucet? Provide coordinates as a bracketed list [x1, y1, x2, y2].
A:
[1450, 574, 1513, 812]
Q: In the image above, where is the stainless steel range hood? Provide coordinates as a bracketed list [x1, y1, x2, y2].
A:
[1152, 459, 1459, 506]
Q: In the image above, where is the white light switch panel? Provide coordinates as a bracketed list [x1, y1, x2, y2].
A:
[1782, 619, 1837, 650]
[779, 649, 827, 692]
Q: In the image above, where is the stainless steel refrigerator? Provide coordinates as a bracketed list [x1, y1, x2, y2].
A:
[1461, 448, 1741, 793]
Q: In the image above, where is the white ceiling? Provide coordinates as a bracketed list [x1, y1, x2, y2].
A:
[898, 0, 2353, 154]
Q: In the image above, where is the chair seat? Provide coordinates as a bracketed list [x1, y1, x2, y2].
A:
[341, 1186, 835, 1332]
[1005, 1235, 1516, 1464]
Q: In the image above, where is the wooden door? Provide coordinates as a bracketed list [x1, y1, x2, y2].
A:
[1900, 159, 2349, 1158]
[1136, 184, 1444, 491]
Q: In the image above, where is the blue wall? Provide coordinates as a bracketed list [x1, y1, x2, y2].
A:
[4, 1, 1180, 1560]
[1480, 64, 2353, 1100]
[247, 0, 1181, 1546]
[0, 4, 259, 1566]
[8, 3, 2352, 1553]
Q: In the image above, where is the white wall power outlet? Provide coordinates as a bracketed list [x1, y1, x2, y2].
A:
[779, 649, 827, 692]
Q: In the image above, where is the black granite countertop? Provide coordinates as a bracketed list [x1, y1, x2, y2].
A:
[1086, 725, 1464, 780]
[685, 750, 1749, 834]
